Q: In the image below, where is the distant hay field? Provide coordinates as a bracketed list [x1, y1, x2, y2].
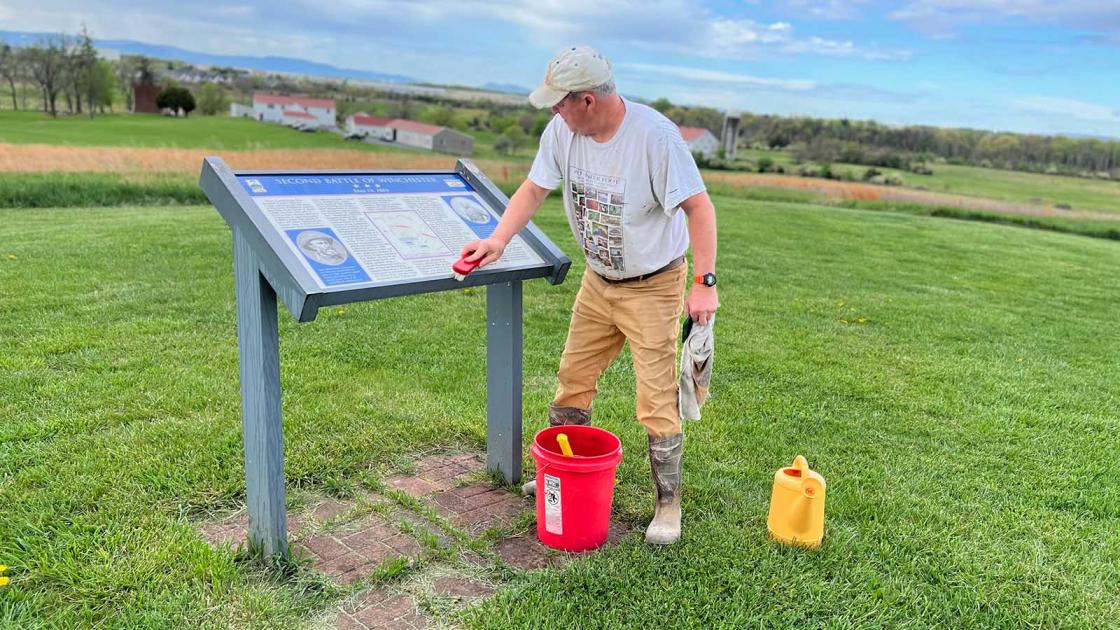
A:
[2, 142, 1114, 223]
[0, 143, 529, 181]
[705, 171, 1120, 222]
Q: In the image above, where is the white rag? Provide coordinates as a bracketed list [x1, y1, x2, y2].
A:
[678, 315, 714, 421]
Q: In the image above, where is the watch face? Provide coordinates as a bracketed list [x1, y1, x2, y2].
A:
[703, 273, 717, 286]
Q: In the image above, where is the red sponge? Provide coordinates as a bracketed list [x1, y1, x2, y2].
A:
[452, 254, 481, 281]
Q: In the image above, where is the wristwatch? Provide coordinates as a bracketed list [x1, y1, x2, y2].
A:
[694, 272, 717, 287]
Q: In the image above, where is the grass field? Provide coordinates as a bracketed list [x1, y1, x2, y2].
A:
[2, 194, 1118, 627]
[0, 110, 527, 162]
[0, 110, 408, 152]
[5, 110, 1117, 215]
[737, 147, 1120, 215]
[700, 177, 1120, 241]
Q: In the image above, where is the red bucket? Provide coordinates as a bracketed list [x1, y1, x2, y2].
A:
[529, 425, 623, 552]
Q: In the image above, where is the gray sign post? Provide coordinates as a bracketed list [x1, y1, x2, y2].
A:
[199, 157, 569, 559]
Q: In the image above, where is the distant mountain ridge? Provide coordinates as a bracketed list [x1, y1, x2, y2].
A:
[0, 30, 416, 84]
[481, 82, 530, 95]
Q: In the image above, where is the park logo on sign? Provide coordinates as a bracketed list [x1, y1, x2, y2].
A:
[245, 179, 267, 193]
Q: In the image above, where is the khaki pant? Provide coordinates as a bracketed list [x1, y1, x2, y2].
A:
[552, 264, 688, 438]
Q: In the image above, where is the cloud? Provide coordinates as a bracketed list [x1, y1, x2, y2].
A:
[780, 0, 870, 20]
[702, 16, 909, 60]
[618, 61, 921, 110]
[294, 0, 905, 61]
[213, 5, 255, 18]
[890, 1, 1120, 39]
[617, 62, 817, 91]
[466, 0, 907, 60]
[1015, 95, 1120, 123]
[0, 0, 910, 64]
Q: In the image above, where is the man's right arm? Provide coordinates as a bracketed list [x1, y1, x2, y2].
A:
[460, 179, 552, 267]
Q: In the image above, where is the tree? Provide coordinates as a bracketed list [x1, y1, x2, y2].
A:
[196, 82, 228, 116]
[135, 56, 156, 86]
[503, 123, 527, 154]
[532, 112, 551, 136]
[663, 106, 686, 125]
[154, 86, 174, 113]
[178, 88, 196, 117]
[419, 105, 453, 126]
[488, 113, 516, 133]
[14, 48, 32, 109]
[0, 44, 20, 110]
[493, 134, 512, 155]
[156, 86, 195, 116]
[650, 97, 673, 113]
[69, 27, 98, 118]
[517, 112, 535, 134]
[680, 106, 723, 135]
[90, 60, 115, 112]
[27, 36, 67, 116]
[114, 56, 137, 111]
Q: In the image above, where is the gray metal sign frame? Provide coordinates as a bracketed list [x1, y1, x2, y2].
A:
[199, 157, 569, 558]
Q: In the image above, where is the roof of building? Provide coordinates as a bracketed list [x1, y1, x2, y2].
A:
[388, 119, 445, 135]
[282, 110, 316, 119]
[351, 114, 395, 127]
[254, 93, 336, 109]
[679, 126, 714, 142]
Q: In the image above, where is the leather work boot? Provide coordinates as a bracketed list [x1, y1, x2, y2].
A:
[522, 404, 591, 496]
[645, 433, 684, 545]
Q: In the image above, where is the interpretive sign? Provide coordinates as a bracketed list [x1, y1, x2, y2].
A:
[238, 173, 545, 289]
[199, 157, 569, 558]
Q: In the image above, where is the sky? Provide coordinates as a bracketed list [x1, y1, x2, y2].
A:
[2, 0, 1118, 138]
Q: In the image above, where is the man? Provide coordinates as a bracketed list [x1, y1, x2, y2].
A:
[461, 45, 718, 545]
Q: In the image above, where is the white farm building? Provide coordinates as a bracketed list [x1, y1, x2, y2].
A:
[345, 113, 395, 141]
[679, 126, 719, 159]
[389, 119, 474, 156]
[234, 93, 337, 130]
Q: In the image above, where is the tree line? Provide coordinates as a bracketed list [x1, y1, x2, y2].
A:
[0, 29, 116, 118]
[648, 99, 1118, 179]
[0, 29, 233, 118]
[738, 113, 1120, 179]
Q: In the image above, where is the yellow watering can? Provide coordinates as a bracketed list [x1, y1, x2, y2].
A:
[766, 455, 826, 548]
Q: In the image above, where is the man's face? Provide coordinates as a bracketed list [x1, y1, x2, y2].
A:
[308, 238, 336, 256]
[551, 92, 593, 135]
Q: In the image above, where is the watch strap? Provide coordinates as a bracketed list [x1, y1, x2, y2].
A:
[694, 273, 716, 286]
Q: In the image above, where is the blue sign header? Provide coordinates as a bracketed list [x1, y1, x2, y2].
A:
[238, 173, 474, 197]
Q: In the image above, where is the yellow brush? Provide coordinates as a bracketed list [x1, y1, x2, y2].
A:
[556, 433, 574, 457]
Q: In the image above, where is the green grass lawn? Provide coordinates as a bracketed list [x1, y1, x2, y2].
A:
[0, 109, 406, 152]
[0, 109, 534, 162]
[736, 147, 1120, 215]
[897, 162, 1120, 213]
[1, 195, 1117, 627]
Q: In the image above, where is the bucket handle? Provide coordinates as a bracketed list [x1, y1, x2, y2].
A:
[530, 461, 620, 487]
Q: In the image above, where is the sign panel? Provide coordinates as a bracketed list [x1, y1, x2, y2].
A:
[236, 173, 543, 289]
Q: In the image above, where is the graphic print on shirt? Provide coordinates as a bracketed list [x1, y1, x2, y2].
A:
[569, 167, 626, 273]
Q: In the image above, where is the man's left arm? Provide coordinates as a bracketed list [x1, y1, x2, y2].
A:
[681, 191, 718, 325]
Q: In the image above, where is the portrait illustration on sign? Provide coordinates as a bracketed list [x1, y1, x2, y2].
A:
[448, 195, 492, 224]
[296, 230, 348, 265]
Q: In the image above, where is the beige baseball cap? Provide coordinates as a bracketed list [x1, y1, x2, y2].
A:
[528, 45, 613, 109]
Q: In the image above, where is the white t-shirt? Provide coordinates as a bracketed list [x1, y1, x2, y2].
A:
[527, 98, 706, 280]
